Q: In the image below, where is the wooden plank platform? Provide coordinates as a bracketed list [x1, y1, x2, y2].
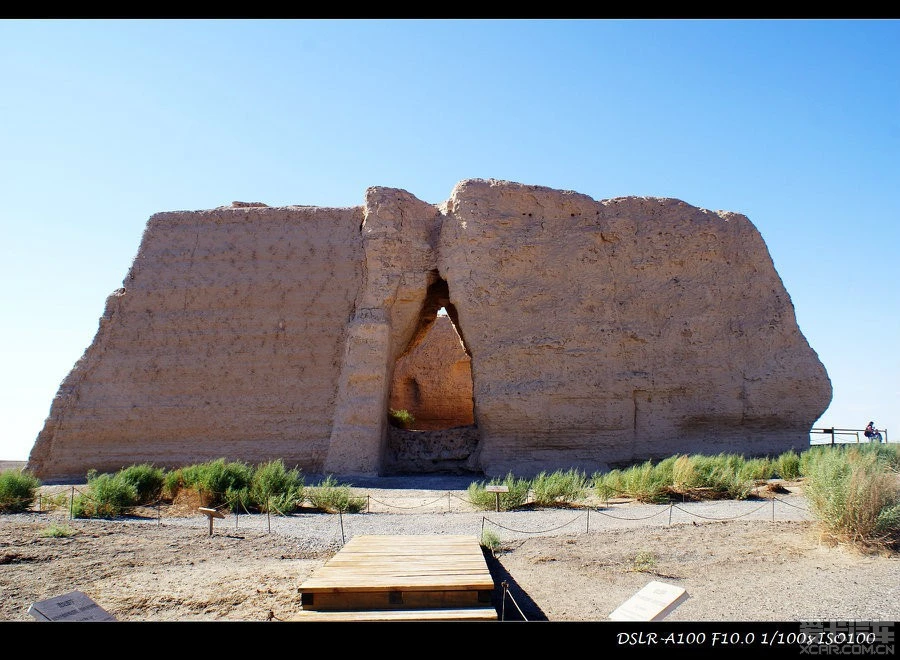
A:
[295, 535, 497, 619]
[292, 607, 499, 622]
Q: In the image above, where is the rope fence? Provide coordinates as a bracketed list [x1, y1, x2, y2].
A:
[500, 581, 529, 622]
[13, 486, 814, 533]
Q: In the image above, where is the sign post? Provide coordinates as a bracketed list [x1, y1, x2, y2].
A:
[199, 506, 225, 536]
[485, 485, 509, 512]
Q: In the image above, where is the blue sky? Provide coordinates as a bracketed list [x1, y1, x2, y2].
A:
[2, 19, 897, 460]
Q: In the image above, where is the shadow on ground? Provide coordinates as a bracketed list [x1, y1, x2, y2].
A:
[482, 548, 549, 621]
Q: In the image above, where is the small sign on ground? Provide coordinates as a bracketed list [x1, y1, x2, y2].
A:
[608, 580, 689, 621]
[199, 506, 226, 535]
[28, 590, 117, 622]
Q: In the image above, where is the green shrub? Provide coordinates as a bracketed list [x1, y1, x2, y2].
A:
[117, 464, 165, 504]
[682, 453, 755, 499]
[307, 475, 366, 513]
[72, 472, 138, 518]
[467, 473, 530, 510]
[40, 523, 77, 538]
[804, 447, 900, 549]
[388, 408, 415, 429]
[799, 446, 828, 477]
[740, 457, 775, 483]
[617, 461, 670, 503]
[39, 492, 70, 511]
[593, 468, 631, 502]
[180, 459, 253, 506]
[250, 460, 305, 513]
[853, 443, 900, 471]
[224, 486, 252, 513]
[774, 450, 802, 480]
[163, 469, 183, 499]
[592, 471, 619, 503]
[630, 550, 657, 573]
[0, 469, 41, 513]
[651, 456, 677, 486]
[481, 529, 501, 554]
[530, 469, 588, 507]
[670, 454, 702, 491]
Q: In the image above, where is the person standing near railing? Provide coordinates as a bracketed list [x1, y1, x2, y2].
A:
[864, 421, 884, 443]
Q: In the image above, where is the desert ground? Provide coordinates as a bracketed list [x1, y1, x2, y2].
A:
[1, 468, 898, 628]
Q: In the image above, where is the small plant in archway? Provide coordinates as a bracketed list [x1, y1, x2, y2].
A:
[388, 408, 415, 429]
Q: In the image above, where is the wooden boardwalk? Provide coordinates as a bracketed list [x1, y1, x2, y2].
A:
[294, 535, 497, 621]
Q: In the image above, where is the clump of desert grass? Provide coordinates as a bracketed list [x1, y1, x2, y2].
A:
[530, 469, 589, 507]
[592, 453, 774, 503]
[39, 523, 78, 538]
[467, 473, 531, 510]
[306, 475, 366, 513]
[773, 450, 802, 480]
[175, 458, 254, 510]
[250, 459, 305, 514]
[72, 470, 140, 518]
[803, 445, 900, 551]
[480, 529, 502, 555]
[67, 459, 312, 517]
[0, 468, 41, 513]
[629, 550, 658, 573]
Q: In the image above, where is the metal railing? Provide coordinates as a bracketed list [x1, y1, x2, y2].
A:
[810, 427, 889, 445]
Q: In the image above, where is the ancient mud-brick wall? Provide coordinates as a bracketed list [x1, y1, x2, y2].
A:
[28, 179, 833, 481]
[27, 204, 364, 481]
[438, 180, 832, 476]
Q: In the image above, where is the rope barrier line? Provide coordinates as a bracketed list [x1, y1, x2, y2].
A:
[483, 512, 585, 535]
[773, 495, 811, 512]
[502, 585, 529, 621]
[367, 495, 449, 510]
[671, 501, 769, 521]
[591, 506, 670, 521]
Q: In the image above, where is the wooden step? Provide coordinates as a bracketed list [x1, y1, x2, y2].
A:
[292, 606, 498, 622]
[298, 534, 497, 615]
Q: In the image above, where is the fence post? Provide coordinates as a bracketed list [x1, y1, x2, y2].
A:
[668, 504, 673, 526]
[501, 581, 508, 622]
[157, 500, 161, 526]
[339, 509, 345, 545]
[367, 494, 370, 514]
[267, 497, 271, 534]
[586, 507, 590, 533]
[70, 486, 74, 520]
[772, 496, 775, 521]
[38, 493, 42, 513]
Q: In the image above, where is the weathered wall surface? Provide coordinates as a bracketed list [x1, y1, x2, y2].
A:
[322, 187, 444, 475]
[27, 204, 364, 481]
[384, 425, 480, 474]
[438, 180, 832, 476]
[388, 315, 474, 430]
[27, 179, 832, 481]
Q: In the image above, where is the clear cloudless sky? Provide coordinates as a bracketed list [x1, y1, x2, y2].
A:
[1, 18, 897, 460]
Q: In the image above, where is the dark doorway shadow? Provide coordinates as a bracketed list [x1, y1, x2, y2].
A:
[482, 548, 549, 621]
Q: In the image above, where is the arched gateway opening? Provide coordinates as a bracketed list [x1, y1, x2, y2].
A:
[383, 278, 479, 474]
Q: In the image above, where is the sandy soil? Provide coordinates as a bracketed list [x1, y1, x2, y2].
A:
[2, 479, 898, 625]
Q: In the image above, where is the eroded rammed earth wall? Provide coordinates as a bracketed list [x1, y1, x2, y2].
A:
[28, 204, 364, 481]
[27, 180, 832, 481]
